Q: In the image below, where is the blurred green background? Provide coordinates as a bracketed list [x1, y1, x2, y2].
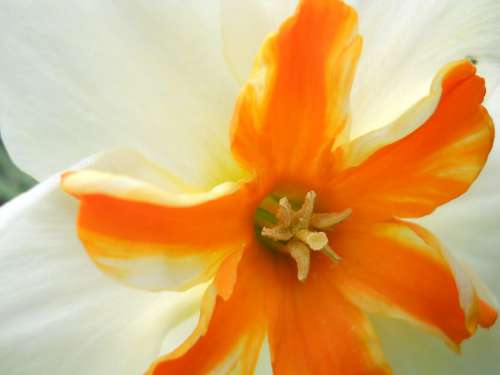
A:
[0, 137, 36, 205]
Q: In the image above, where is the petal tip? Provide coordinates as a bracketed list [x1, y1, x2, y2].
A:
[478, 299, 498, 329]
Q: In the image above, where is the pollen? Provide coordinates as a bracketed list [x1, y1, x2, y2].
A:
[260, 191, 351, 282]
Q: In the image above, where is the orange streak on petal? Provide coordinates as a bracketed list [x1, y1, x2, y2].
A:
[231, 0, 361, 182]
[328, 61, 494, 219]
[331, 221, 480, 347]
[78, 190, 254, 250]
[62, 171, 260, 291]
[215, 248, 244, 301]
[148, 244, 271, 375]
[478, 299, 498, 328]
[267, 253, 391, 375]
[442, 61, 477, 92]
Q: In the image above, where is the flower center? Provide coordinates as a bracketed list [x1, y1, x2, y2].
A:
[254, 191, 351, 282]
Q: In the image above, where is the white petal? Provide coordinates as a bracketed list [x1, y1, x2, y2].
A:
[372, 315, 500, 375]
[254, 336, 273, 374]
[0, 154, 205, 374]
[0, 0, 244, 188]
[220, 0, 297, 83]
[350, 0, 500, 137]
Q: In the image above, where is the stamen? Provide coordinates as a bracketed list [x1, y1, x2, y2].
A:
[286, 239, 310, 282]
[310, 208, 352, 230]
[321, 244, 342, 263]
[260, 190, 350, 282]
[261, 226, 293, 241]
[295, 191, 316, 229]
[295, 229, 328, 250]
[276, 197, 293, 227]
[260, 197, 295, 241]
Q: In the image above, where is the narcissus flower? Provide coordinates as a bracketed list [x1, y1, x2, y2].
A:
[1, 0, 500, 374]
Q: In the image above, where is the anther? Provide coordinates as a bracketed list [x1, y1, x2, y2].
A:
[295, 229, 328, 250]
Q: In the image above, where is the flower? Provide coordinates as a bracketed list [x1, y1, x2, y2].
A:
[1, 0, 499, 374]
[59, 0, 498, 372]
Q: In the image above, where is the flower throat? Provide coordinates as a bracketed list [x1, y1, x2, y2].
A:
[254, 191, 351, 281]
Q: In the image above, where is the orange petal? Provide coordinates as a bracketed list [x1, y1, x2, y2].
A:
[405, 221, 497, 333]
[147, 244, 270, 374]
[267, 253, 390, 375]
[61, 170, 258, 291]
[328, 60, 494, 219]
[230, 0, 361, 183]
[329, 220, 495, 349]
[478, 299, 498, 328]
